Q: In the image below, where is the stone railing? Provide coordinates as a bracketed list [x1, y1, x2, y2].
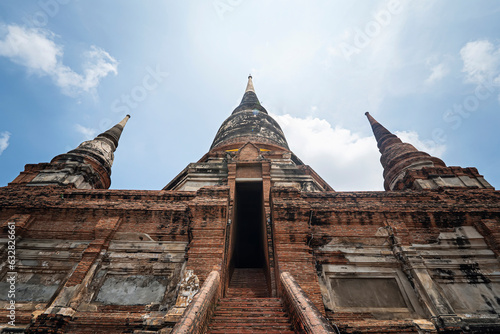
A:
[280, 272, 338, 334]
[171, 270, 220, 334]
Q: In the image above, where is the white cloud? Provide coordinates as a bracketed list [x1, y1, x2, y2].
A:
[0, 131, 11, 155]
[425, 63, 449, 84]
[0, 24, 117, 96]
[75, 124, 97, 140]
[273, 113, 384, 191]
[395, 130, 446, 158]
[460, 40, 500, 85]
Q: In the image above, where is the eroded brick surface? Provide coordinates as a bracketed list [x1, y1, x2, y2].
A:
[2, 88, 500, 334]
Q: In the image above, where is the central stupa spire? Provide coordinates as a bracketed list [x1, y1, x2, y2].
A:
[210, 76, 288, 150]
[165, 76, 333, 192]
[231, 75, 268, 115]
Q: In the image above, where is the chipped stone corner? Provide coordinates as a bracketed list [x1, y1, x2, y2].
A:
[164, 269, 200, 322]
[413, 319, 438, 333]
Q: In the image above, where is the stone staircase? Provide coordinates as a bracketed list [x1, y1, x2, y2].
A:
[206, 268, 295, 333]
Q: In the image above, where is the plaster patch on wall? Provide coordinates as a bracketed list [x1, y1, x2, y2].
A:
[0, 272, 65, 302]
[95, 275, 167, 305]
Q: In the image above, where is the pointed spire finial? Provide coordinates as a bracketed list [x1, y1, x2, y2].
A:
[365, 112, 402, 150]
[365, 112, 376, 126]
[96, 114, 131, 148]
[245, 75, 255, 93]
[118, 114, 131, 128]
[230, 75, 268, 115]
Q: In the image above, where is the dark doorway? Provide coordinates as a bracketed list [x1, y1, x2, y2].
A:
[233, 182, 265, 268]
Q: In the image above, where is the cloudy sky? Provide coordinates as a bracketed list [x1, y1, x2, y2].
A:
[0, 1, 499, 191]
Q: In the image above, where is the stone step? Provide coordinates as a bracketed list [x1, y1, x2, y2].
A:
[212, 312, 288, 318]
[226, 290, 268, 292]
[207, 330, 295, 334]
[226, 289, 268, 293]
[228, 285, 267, 288]
[215, 302, 285, 307]
[207, 324, 294, 331]
[213, 305, 287, 311]
[216, 302, 284, 308]
[206, 268, 295, 333]
[218, 300, 282, 306]
[225, 293, 269, 298]
[219, 297, 282, 302]
[215, 306, 285, 312]
[210, 317, 291, 323]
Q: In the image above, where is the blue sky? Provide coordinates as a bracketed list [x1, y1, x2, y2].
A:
[0, 0, 499, 191]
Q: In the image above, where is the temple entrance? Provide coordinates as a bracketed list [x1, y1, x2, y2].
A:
[233, 182, 265, 268]
[227, 180, 270, 299]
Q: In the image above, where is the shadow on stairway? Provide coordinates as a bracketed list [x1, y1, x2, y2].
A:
[206, 268, 295, 333]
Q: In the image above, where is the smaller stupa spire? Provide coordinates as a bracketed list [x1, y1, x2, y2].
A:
[10, 115, 131, 189]
[366, 112, 446, 190]
[366, 112, 494, 190]
[365, 112, 403, 153]
[96, 114, 130, 148]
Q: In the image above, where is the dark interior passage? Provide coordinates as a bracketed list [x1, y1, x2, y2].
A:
[233, 182, 265, 268]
